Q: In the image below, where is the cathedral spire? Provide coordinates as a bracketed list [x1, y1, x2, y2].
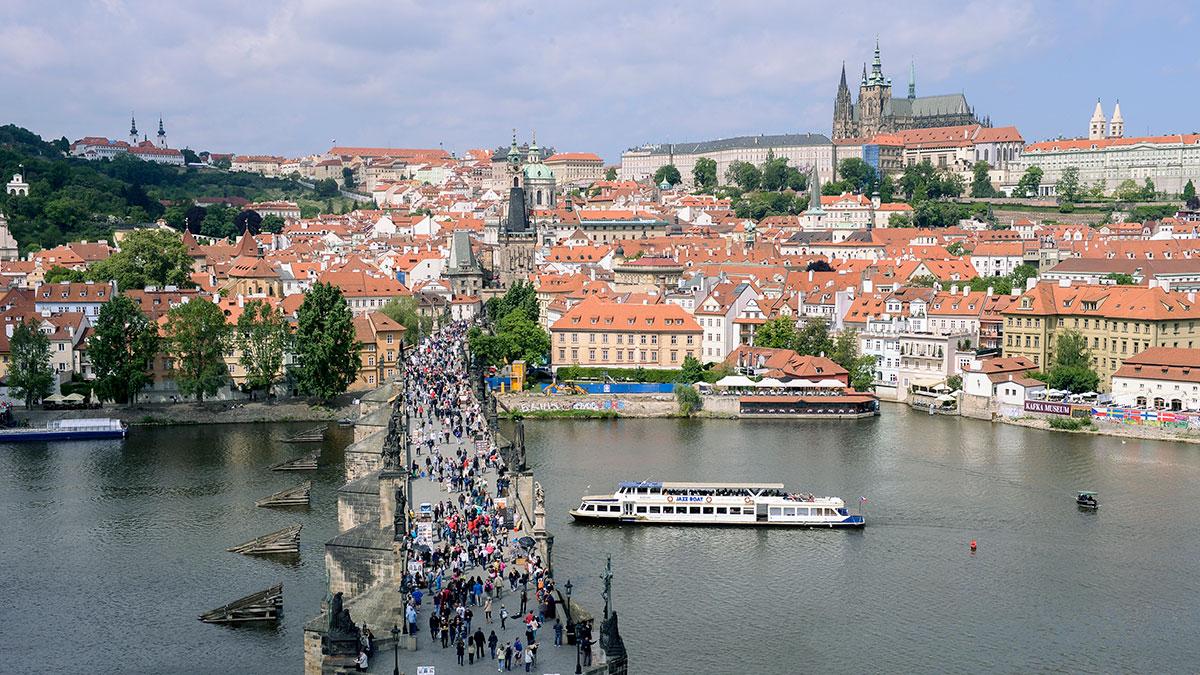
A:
[908, 59, 916, 99]
[507, 128, 520, 165]
[156, 115, 166, 148]
[870, 36, 883, 84]
[861, 63, 867, 87]
[838, 61, 848, 92]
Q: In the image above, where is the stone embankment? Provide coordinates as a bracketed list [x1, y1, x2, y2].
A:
[498, 392, 678, 418]
[1001, 415, 1200, 445]
[15, 396, 357, 427]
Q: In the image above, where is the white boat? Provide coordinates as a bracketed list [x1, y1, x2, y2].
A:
[570, 481, 865, 528]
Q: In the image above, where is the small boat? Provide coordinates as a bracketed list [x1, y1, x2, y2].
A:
[570, 481, 865, 528]
[1076, 491, 1099, 509]
[337, 417, 354, 427]
[0, 418, 127, 442]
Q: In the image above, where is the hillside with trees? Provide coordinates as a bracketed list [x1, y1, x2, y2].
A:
[0, 124, 341, 252]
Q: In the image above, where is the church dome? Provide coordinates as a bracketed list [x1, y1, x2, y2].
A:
[523, 162, 554, 181]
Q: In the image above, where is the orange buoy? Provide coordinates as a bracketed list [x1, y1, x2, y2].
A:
[969, 540, 977, 552]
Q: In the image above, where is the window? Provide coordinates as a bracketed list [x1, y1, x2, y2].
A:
[769, 507, 781, 516]
[649, 506, 661, 514]
[636, 506, 647, 513]
[715, 507, 727, 514]
[783, 507, 796, 516]
[688, 506, 700, 514]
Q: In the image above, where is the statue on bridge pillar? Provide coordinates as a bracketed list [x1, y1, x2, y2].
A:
[599, 556, 629, 673]
[514, 416, 526, 472]
[322, 591, 362, 656]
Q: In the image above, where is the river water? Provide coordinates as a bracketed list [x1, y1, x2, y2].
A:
[4, 410, 1199, 673]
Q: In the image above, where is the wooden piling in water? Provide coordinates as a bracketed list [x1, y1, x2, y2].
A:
[199, 583, 283, 624]
[255, 481, 311, 508]
[227, 524, 302, 555]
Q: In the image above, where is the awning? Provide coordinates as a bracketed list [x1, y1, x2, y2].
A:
[714, 375, 756, 388]
[43, 394, 65, 402]
[62, 393, 86, 402]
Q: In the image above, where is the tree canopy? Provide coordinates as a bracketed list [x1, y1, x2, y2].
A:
[165, 298, 230, 401]
[236, 299, 290, 397]
[381, 296, 433, 346]
[88, 294, 158, 404]
[88, 229, 194, 290]
[294, 282, 360, 399]
[653, 164, 681, 186]
[8, 322, 53, 408]
[692, 157, 717, 191]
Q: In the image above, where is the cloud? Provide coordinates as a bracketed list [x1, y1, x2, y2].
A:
[3, 0, 1191, 161]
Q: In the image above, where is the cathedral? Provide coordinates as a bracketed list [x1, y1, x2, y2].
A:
[832, 41, 984, 140]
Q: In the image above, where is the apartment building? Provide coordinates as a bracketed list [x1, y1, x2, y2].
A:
[550, 297, 702, 370]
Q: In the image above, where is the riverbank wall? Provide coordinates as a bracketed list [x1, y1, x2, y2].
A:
[14, 397, 355, 427]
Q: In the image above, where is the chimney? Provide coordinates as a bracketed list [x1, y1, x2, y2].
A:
[237, 293, 245, 308]
[1149, 279, 1159, 289]
[950, 284, 958, 295]
[1188, 292, 1196, 303]
[963, 286, 969, 297]
[987, 286, 994, 297]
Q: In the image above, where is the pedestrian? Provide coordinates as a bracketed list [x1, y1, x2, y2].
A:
[355, 650, 368, 672]
[500, 606, 508, 629]
[429, 614, 439, 642]
[457, 638, 466, 665]
[553, 619, 563, 647]
[474, 627, 486, 660]
[497, 647, 505, 673]
[504, 643, 513, 671]
[523, 645, 533, 672]
[520, 589, 527, 615]
[488, 630, 498, 660]
[484, 595, 493, 623]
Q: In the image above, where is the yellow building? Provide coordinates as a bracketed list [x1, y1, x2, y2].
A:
[550, 297, 701, 370]
[352, 311, 407, 390]
[1002, 282, 1200, 390]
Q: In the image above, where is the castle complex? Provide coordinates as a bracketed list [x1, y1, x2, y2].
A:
[832, 41, 984, 140]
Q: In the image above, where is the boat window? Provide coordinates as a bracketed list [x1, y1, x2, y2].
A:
[649, 506, 661, 514]
[769, 507, 781, 516]
[783, 507, 796, 516]
[636, 506, 647, 513]
[688, 506, 700, 514]
[715, 507, 727, 514]
[796, 507, 808, 516]
[702, 507, 713, 515]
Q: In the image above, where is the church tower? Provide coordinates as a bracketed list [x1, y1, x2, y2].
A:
[157, 116, 167, 149]
[1089, 99, 1107, 141]
[1109, 100, 1124, 138]
[832, 62, 857, 140]
[857, 39, 893, 138]
[908, 60, 916, 100]
[129, 114, 139, 145]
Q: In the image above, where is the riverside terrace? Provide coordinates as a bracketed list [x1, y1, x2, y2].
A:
[304, 322, 628, 674]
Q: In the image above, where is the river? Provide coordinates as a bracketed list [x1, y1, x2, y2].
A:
[4, 410, 1198, 673]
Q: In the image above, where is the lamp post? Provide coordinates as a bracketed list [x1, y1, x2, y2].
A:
[574, 622, 583, 674]
[563, 579, 573, 643]
[390, 624, 401, 675]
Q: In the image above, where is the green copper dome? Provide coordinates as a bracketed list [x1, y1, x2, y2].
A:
[524, 162, 554, 181]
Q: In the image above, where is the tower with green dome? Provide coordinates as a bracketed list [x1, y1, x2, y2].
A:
[522, 131, 556, 209]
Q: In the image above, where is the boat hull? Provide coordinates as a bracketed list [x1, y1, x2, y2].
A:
[569, 511, 865, 528]
[0, 429, 127, 442]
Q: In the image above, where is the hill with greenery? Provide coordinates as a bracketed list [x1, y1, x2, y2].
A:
[0, 124, 347, 252]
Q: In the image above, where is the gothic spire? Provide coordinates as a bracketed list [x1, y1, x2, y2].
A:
[908, 59, 916, 99]
[838, 61, 848, 92]
[861, 63, 867, 87]
[158, 116, 165, 135]
[870, 36, 884, 84]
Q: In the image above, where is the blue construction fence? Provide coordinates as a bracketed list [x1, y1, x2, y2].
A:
[485, 377, 675, 394]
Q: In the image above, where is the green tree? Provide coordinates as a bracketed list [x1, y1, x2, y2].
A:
[260, 214, 285, 234]
[838, 158, 877, 194]
[946, 241, 967, 256]
[761, 155, 792, 192]
[678, 355, 705, 384]
[1044, 329, 1100, 394]
[200, 203, 236, 238]
[653, 164, 681, 186]
[692, 157, 717, 191]
[831, 328, 859, 370]
[1103, 272, 1136, 285]
[970, 161, 996, 198]
[313, 178, 340, 198]
[1114, 179, 1142, 201]
[88, 294, 158, 404]
[1183, 179, 1196, 202]
[754, 316, 797, 350]
[43, 265, 86, 284]
[1013, 166, 1044, 198]
[674, 383, 702, 416]
[726, 160, 763, 191]
[8, 322, 53, 408]
[1087, 179, 1108, 200]
[497, 312, 549, 365]
[294, 282, 359, 399]
[878, 174, 896, 202]
[1055, 166, 1081, 203]
[604, 167, 618, 181]
[1142, 177, 1157, 200]
[181, 148, 200, 165]
[381, 296, 433, 346]
[341, 167, 356, 189]
[88, 229, 194, 290]
[794, 317, 833, 357]
[236, 299, 290, 398]
[165, 298, 230, 402]
[486, 280, 539, 324]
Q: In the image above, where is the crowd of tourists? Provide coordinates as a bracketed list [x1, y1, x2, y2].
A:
[371, 320, 588, 671]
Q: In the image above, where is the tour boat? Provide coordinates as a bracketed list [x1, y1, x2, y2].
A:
[0, 418, 127, 442]
[570, 481, 865, 528]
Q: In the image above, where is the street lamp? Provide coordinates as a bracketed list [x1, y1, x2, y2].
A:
[563, 579, 573, 639]
[574, 622, 583, 674]
[390, 624, 401, 675]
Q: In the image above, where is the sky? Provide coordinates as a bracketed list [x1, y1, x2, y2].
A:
[3, 1, 1198, 163]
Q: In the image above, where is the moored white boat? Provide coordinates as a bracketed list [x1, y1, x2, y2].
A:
[0, 418, 127, 442]
[570, 481, 865, 528]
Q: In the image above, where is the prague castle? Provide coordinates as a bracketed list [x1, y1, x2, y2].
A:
[832, 41, 984, 140]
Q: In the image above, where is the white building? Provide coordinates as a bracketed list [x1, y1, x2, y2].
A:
[1111, 347, 1200, 411]
[620, 133, 835, 188]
